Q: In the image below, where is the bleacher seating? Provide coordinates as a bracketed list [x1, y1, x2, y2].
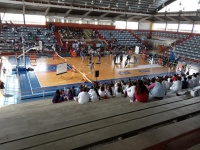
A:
[59, 27, 84, 40]
[0, 94, 200, 149]
[152, 31, 190, 39]
[0, 26, 57, 51]
[98, 30, 140, 46]
[133, 30, 150, 38]
[169, 36, 200, 61]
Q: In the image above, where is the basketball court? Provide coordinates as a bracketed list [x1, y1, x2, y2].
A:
[32, 55, 174, 87]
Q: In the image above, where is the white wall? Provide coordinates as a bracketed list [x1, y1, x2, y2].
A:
[139, 22, 151, 30]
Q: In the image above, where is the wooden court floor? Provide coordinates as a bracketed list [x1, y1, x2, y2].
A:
[33, 55, 174, 87]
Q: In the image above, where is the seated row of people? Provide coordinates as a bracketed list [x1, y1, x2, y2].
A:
[52, 88, 75, 103]
[52, 72, 199, 104]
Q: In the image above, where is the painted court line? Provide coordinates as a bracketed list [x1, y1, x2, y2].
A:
[27, 72, 33, 95]
[117, 64, 162, 71]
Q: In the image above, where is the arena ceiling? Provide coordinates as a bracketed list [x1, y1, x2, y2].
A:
[0, 0, 200, 23]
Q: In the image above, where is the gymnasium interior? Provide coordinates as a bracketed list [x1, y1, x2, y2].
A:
[0, 0, 200, 149]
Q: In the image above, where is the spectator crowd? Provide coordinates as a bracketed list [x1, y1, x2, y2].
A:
[52, 72, 200, 104]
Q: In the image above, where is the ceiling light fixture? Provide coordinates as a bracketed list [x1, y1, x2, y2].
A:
[91, 0, 94, 4]
[126, 1, 129, 6]
[100, 0, 102, 3]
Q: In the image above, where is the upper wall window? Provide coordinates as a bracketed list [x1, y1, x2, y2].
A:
[1, 13, 23, 24]
[25, 15, 45, 25]
[159, 0, 200, 12]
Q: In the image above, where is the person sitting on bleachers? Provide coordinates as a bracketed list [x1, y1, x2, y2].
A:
[192, 73, 199, 87]
[66, 89, 74, 101]
[133, 80, 149, 102]
[88, 86, 95, 95]
[149, 77, 166, 100]
[170, 76, 183, 96]
[196, 73, 200, 80]
[98, 84, 107, 99]
[106, 85, 114, 98]
[187, 76, 194, 88]
[78, 87, 90, 104]
[127, 82, 136, 102]
[148, 77, 156, 90]
[72, 86, 76, 97]
[90, 88, 100, 101]
[182, 77, 188, 89]
[172, 74, 177, 81]
[52, 89, 61, 103]
[37, 28, 41, 34]
[60, 89, 67, 101]
[115, 83, 124, 97]
[162, 76, 172, 91]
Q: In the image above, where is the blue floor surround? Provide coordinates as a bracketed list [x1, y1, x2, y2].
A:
[9, 56, 175, 100]
[20, 71, 175, 100]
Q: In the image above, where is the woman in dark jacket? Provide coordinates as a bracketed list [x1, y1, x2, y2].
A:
[52, 90, 61, 103]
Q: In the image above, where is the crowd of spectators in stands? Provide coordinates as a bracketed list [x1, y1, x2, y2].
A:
[59, 27, 85, 40]
[91, 30, 98, 39]
[52, 72, 200, 104]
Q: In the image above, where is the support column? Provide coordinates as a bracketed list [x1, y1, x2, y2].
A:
[138, 21, 140, 30]
[177, 22, 180, 32]
[125, 20, 127, 30]
[23, 14, 25, 25]
[165, 22, 167, 31]
[191, 23, 195, 33]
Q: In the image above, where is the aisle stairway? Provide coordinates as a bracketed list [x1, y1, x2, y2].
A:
[54, 31, 63, 46]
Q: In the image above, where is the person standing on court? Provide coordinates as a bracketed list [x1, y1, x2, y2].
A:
[89, 62, 94, 74]
[126, 54, 131, 63]
[88, 54, 92, 64]
[2, 67, 6, 76]
[0, 80, 5, 94]
[133, 55, 138, 65]
[120, 54, 123, 63]
[113, 55, 116, 64]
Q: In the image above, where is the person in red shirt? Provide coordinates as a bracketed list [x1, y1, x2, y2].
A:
[172, 74, 177, 81]
[133, 80, 149, 102]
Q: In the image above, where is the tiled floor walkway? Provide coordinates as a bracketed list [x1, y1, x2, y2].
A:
[0, 74, 20, 107]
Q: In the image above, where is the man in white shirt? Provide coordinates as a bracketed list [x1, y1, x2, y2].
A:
[150, 78, 166, 100]
[187, 76, 194, 88]
[170, 76, 183, 96]
[78, 87, 90, 104]
[126, 82, 136, 102]
[192, 73, 199, 87]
